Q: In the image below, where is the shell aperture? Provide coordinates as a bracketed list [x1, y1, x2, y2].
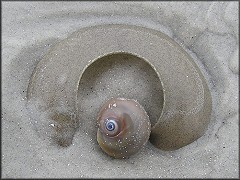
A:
[97, 98, 151, 159]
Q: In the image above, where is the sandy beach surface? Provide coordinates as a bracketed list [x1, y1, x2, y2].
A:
[2, 2, 239, 178]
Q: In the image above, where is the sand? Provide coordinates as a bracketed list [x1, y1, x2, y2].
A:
[2, 1, 239, 178]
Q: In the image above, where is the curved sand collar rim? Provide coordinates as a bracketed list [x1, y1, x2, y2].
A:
[27, 24, 212, 151]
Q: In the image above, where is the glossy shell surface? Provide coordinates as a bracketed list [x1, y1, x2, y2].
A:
[97, 98, 151, 159]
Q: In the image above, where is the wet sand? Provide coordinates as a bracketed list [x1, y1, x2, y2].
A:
[2, 2, 239, 178]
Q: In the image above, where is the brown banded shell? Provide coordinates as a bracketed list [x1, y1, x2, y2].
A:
[97, 98, 151, 159]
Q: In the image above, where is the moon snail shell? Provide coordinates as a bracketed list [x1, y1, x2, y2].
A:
[97, 98, 151, 159]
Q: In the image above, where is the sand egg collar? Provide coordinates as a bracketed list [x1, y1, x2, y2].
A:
[27, 24, 212, 158]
